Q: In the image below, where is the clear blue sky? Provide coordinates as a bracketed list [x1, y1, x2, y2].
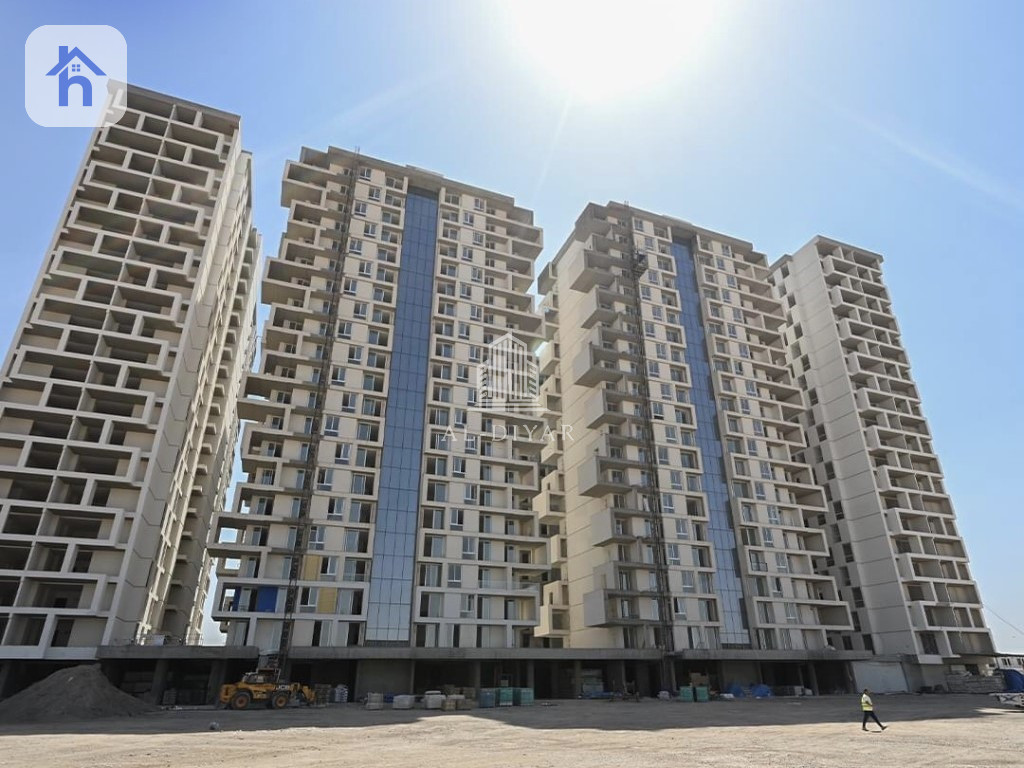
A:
[1, 1, 1021, 652]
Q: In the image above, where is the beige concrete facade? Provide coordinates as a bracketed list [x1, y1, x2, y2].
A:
[0, 86, 260, 658]
[769, 238, 995, 681]
[0, 87, 995, 699]
[210, 147, 547, 654]
[534, 203, 852, 660]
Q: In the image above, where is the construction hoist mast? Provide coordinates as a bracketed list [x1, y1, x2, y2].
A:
[273, 152, 360, 674]
[616, 208, 676, 690]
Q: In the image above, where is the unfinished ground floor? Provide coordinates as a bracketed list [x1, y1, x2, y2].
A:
[0, 646, 869, 704]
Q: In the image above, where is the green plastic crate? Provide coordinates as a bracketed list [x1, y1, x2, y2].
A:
[513, 688, 534, 706]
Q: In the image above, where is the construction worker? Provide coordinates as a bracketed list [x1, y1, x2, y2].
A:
[861, 688, 888, 732]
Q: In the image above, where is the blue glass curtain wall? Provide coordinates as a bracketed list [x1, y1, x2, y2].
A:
[364, 188, 438, 643]
[671, 240, 751, 648]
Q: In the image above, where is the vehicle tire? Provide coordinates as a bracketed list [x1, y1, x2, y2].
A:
[271, 691, 291, 710]
[230, 690, 252, 710]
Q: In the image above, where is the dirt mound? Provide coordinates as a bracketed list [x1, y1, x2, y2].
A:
[0, 664, 158, 723]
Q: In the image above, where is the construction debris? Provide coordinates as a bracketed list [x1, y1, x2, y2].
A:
[0, 664, 158, 723]
[944, 674, 1004, 694]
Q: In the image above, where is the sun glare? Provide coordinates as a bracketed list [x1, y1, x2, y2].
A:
[505, 0, 721, 103]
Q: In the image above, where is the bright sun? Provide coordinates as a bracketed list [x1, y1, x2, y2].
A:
[504, 0, 722, 103]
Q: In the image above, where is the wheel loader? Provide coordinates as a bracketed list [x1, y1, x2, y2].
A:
[218, 667, 316, 710]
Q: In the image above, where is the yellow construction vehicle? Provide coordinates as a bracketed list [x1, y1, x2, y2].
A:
[218, 667, 315, 710]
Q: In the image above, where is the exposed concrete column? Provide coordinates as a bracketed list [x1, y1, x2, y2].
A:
[0, 662, 13, 700]
[472, 660, 482, 692]
[807, 663, 820, 696]
[526, 660, 535, 691]
[206, 659, 227, 704]
[666, 658, 677, 692]
[613, 659, 626, 693]
[408, 661, 416, 695]
[572, 660, 582, 698]
[150, 658, 170, 705]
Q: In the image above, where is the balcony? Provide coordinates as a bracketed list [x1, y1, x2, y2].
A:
[571, 345, 623, 387]
[549, 533, 567, 566]
[579, 290, 619, 329]
[534, 486, 564, 525]
[566, 249, 619, 292]
[584, 388, 629, 429]
[948, 630, 996, 657]
[540, 434, 562, 465]
[539, 342, 559, 377]
[582, 590, 656, 627]
[590, 508, 634, 547]
[577, 455, 631, 497]
[537, 262, 556, 295]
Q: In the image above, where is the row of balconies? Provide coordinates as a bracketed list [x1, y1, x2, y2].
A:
[829, 282, 891, 316]
[893, 551, 973, 583]
[846, 349, 911, 385]
[893, 531, 968, 560]
[837, 316, 902, 352]
[874, 467, 946, 496]
[855, 387, 925, 423]
[907, 601, 986, 633]
[0, 570, 114, 614]
[903, 579, 980, 606]
[888, 510, 959, 541]
[863, 424, 933, 458]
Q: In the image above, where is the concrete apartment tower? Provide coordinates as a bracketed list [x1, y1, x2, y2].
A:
[210, 148, 547, 691]
[769, 238, 995, 688]
[0, 86, 260, 669]
[533, 203, 857, 692]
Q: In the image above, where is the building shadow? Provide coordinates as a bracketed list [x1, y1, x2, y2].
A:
[0, 695, 1017, 737]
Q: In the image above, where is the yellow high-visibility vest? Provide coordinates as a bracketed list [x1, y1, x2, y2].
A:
[861, 694, 873, 711]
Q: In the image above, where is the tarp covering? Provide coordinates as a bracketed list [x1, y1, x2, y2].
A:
[1001, 669, 1024, 692]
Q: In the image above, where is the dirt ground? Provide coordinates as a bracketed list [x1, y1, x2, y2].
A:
[0, 695, 1020, 768]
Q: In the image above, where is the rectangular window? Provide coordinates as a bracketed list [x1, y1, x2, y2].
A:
[667, 544, 681, 566]
[449, 564, 463, 588]
[335, 443, 351, 465]
[449, 508, 465, 530]
[673, 597, 687, 618]
[351, 474, 374, 495]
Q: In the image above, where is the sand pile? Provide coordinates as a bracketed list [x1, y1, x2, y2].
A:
[0, 664, 158, 723]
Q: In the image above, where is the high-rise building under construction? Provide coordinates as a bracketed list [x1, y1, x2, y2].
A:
[0, 92, 995, 697]
[0, 86, 260, 663]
